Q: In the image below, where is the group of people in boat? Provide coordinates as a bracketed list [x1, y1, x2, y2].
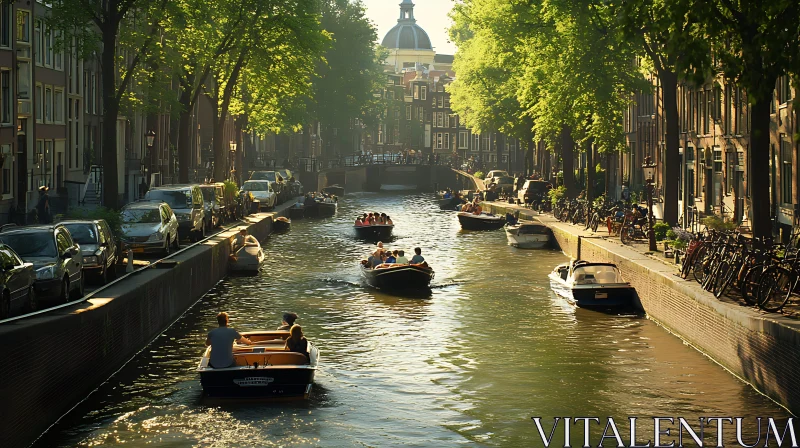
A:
[460, 198, 483, 215]
[205, 311, 309, 369]
[362, 241, 426, 269]
[302, 192, 337, 207]
[441, 189, 463, 200]
[355, 212, 393, 226]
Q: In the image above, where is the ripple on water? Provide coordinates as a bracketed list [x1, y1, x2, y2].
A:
[35, 193, 788, 447]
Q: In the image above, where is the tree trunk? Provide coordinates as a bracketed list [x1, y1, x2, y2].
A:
[495, 132, 502, 170]
[177, 91, 191, 184]
[561, 126, 578, 197]
[101, 26, 120, 209]
[750, 93, 773, 239]
[526, 140, 534, 176]
[585, 137, 594, 227]
[212, 115, 227, 182]
[661, 69, 680, 226]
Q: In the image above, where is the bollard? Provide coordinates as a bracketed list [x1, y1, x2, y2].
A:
[126, 249, 134, 273]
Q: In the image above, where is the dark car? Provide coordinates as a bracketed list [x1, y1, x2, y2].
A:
[0, 225, 84, 302]
[199, 184, 225, 228]
[62, 219, 118, 285]
[518, 180, 553, 207]
[0, 243, 36, 319]
[145, 185, 206, 241]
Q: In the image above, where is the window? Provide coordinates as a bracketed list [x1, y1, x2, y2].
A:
[45, 86, 52, 122]
[83, 71, 90, 113]
[34, 19, 41, 65]
[0, 70, 10, 124]
[420, 86, 427, 101]
[734, 87, 743, 134]
[782, 136, 792, 204]
[436, 133, 442, 149]
[54, 88, 63, 123]
[444, 133, 450, 149]
[35, 83, 42, 122]
[1, 144, 11, 196]
[688, 91, 695, 131]
[0, 2, 10, 48]
[16, 10, 29, 43]
[413, 85, 419, 100]
[377, 125, 384, 144]
[713, 85, 721, 121]
[417, 106, 423, 122]
[405, 104, 411, 120]
[482, 134, 490, 152]
[458, 131, 468, 149]
[435, 112, 443, 127]
[18, 61, 30, 99]
[724, 83, 732, 134]
[54, 31, 63, 70]
[444, 113, 450, 128]
[687, 168, 695, 198]
[473, 134, 480, 151]
[437, 96, 443, 108]
[779, 76, 792, 104]
[444, 96, 450, 108]
[713, 148, 722, 173]
[386, 90, 394, 100]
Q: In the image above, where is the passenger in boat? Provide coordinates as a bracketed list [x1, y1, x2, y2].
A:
[443, 189, 453, 199]
[304, 194, 316, 207]
[380, 212, 388, 224]
[367, 252, 381, 268]
[277, 312, 299, 331]
[410, 247, 425, 265]
[461, 202, 473, 213]
[206, 312, 252, 368]
[386, 215, 394, 226]
[365, 212, 374, 225]
[396, 250, 409, 264]
[472, 202, 483, 215]
[385, 250, 397, 264]
[285, 324, 310, 361]
[355, 216, 365, 226]
[232, 227, 258, 253]
[506, 213, 518, 226]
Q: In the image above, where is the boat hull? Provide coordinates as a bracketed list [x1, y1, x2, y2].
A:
[289, 206, 305, 219]
[457, 213, 506, 231]
[230, 246, 264, 273]
[361, 264, 434, 290]
[274, 218, 291, 232]
[549, 273, 636, 309]
[304, 202, 337, 218]
[354, 225, 394, 241]
[505, 224, 551, 249]
[200, 367, 316, 399]
[438, 197, 464, 210]
[322, 185, 345, 197]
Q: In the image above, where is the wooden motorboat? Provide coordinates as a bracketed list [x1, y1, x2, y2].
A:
[505, 221, 551, 249]
[198, 331, 319, 399]
[438, 196, 465, 210]
[360, 263, 434, 290]
[548, 260, 637, 309]
[457, 212, 506, 230]
[354, 224, 394, 241]
[303, 200, 337, 218]
[289, 205, 305, 219]
[322, 184, 345, 197]
[229, 240, 264, 273]
[274, 216, 291, 232]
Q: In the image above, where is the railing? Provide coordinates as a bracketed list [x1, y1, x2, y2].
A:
[80, 165, 103, 205]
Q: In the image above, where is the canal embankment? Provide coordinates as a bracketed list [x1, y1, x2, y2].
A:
[481, 200, 800, 415]
[0, 200, 297, 448]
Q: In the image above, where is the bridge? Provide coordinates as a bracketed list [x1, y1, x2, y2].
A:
[308, 164, 484, 193]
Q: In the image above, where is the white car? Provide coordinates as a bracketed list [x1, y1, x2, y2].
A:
[484, 170, 510, 185]
[242, 180, 277, 210]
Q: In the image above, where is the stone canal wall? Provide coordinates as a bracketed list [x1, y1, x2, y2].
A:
[0, 202, 293, 448]
[482, 201, 800, 415]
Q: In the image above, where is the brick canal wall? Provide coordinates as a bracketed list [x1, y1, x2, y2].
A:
[0, 202, 294, 448]
[481, 201, 800, 415]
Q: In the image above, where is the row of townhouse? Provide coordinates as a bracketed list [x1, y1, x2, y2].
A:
[611, 68, 797, 234]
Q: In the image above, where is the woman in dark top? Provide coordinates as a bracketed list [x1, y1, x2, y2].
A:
[285, 324, 309, 361]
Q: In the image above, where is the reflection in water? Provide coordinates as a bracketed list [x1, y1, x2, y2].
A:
[36, 193, 787, 447]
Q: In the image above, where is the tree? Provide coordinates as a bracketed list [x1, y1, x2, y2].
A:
[690, 0, 800, 238]
[50, 0, 169, 209]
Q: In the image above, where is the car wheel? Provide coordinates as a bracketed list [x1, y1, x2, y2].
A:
[70, 274, 85, 300]
[61, 277, 70, 303]
[23, 286, 37, 313]
[0, 291, 9, 318]
[100, 258, 108, 284]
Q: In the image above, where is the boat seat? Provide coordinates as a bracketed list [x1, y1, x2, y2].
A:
[233, 352, 309, 366]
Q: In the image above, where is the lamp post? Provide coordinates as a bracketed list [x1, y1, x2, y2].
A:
[146, 130, 155, 183]
[229, 141, 237, 182]
[643, 155, 657, 251]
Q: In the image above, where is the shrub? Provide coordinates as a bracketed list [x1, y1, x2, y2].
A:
[669, 227, 693, 250]
[665, 229, 678, 241]
[63, 206, 123, 239]
[653, 221, 671, 241]
[701, 215, 737, 232]
[473, 171, 485, 181]
[548, 185, 566, 207]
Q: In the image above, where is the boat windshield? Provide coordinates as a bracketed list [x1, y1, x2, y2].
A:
[518, 225, 549, 235]
[573, 265, 623, 284]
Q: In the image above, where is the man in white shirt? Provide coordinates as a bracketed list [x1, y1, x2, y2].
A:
[206, 312, 251, 368]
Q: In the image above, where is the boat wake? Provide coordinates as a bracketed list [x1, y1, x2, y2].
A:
[322, 278, 362, 287]
[429, 280, 462, 289]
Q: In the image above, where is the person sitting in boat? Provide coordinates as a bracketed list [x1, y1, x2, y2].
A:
[385, 250, 397, 264]
[285, 324, 310, 361]
[232, 227, 258, 253]
[472, 202, 483, 215]
[385, 215, 394, 226]
[410, 247, 426, 265]
[443, 189, 453, 199]
[506, 212, 518, 226]
[303, 194, 316, 207]
[461, 202, 473, 213]
[396, 250, 409, 264]
[277, 312, 299, 331]
[206, 312, 252, 368]
[355, 216, 365, 227]
[373, 212, 382, 224]
[380, 212, 388, 224]
[367, 252, 382, 269]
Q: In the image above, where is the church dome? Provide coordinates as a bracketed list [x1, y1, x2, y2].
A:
[381, 0, 433, 51]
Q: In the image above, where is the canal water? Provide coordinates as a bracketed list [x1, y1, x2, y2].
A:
[37, 193, 787, 447]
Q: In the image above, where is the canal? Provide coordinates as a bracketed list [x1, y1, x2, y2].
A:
[37, 193, 787, 447]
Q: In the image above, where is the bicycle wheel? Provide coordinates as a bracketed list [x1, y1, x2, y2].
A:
[740, 264, 765, 306]
[757, 266, 795, 312]
[713, 260, 736, 298]
[692, 248, 709, 284]
[680, 245, 700, 279]
[591, 214, 599, 232]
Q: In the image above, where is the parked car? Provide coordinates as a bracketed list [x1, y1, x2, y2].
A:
[490, 176, 515, 195]
[0, 243, 36, 318]
[484, 170, 509, 185]
[144, 185, 206, 241]
[120, 201, 180, 255]
[199, 184, 225, 228]
[278, 169, 303, 197]
[241, 180, 277, 211]
[0, 224, 84, 303]
[250, 171, 278, 182]
[62, 219, 119, 285]
[518, 179, 552, 207]
[213, 182, 237, 221]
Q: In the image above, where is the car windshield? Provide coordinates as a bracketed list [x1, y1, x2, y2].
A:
[496, 177, 514, 184]
[145, 190, 190, 209]
[251, 172, 277, 182]
[243, 181, 269, 191]
[122, 209, 161, 224]
[63, 224, 98, 244]
[199, 187, 215, 201]
[0, 232, 57, 258]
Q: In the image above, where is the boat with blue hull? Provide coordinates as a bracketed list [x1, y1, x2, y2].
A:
[548, 260, 636, 309]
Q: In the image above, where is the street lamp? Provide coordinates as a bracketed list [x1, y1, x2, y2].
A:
[643, 155, 658, 251]
[146, 130, 156, 149]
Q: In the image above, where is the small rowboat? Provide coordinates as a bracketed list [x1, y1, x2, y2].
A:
[354, 224, 394, 241]
[505, 222, 550, 248]
[274, 217, 291, 233]
[322, 185, 345, 197]
[197, 331, 319, 399]
[360, 263, 434, 290]
[457, 212, 506, 231]
[229, 241, 264, 273]
[548, 260, 637, 309]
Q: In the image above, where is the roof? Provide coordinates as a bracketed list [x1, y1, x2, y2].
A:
[382, 24, 433, 50]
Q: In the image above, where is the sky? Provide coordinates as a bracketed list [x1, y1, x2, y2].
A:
[362, 0, 458, 55]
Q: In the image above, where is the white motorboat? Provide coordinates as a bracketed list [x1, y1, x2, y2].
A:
[548, 260, 637, 309]
[505, 221, 551, 249]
